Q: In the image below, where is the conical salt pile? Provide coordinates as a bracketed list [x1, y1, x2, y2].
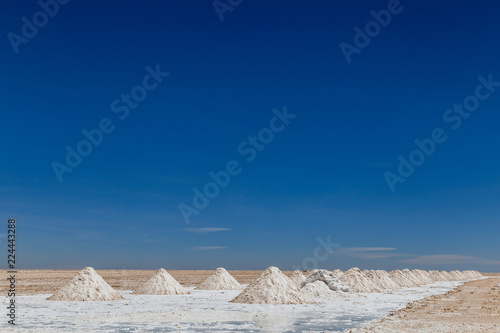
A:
[340, 267, 382, 293]
[301, 269, 352, 293]
[411, 269, 433, 285]
[132, 268, 189, 295]
[230, 266, 314, 304]
[428, 270, 449, 282]
[332, 269, 344, 278]
[449, 270, 465, 280]
[440, 270, 455, 281]
[364, 270, 400, 290]
[289, 270, 306, 286]
[196, 267, 242, 290]
[301, 281, 344, 300]
[389, 270, 418, 288]
[47, 267, 124, 301]
[463, 270, 482, 279]
[461, 270, 475, 279]
[402, 269, 423, 286]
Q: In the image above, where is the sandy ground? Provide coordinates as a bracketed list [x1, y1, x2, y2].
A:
[351, 274, 500, 333]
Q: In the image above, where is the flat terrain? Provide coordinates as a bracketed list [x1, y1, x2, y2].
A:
[1, 269, 272, 295]
[2, 270, 499, 332]
[352, 274, 500, 333]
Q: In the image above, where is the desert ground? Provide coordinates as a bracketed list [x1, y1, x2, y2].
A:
[351, 273, 500, 333]
[1, 270, 498, 332]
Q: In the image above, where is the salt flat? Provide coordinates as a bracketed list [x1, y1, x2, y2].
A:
[0, 280, 467, 332]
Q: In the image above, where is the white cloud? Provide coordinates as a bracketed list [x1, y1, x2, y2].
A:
[400, 254, 500, 265]
[192, 246, 227, 251]
[337, 247, 396, 252]
[333, 247, 401, 259]
[183, 228, 231, 234]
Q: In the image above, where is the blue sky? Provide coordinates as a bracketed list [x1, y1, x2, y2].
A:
[1, 0, 500, 271]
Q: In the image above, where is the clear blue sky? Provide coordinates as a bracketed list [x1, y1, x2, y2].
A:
[1, 0, 500, 271]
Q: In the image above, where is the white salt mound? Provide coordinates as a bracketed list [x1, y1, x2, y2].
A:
[302, 269, 352, 293]
[411, 269, 433, 285]
[47, 267, 124, 301]
[449, 270, 465, 280]
[301, 280, 344, 300]
[389, 270, 418, 288]
[196, 267, 242, 290]
[230, 266, 314, 304]
[461, 270, 474, 279]
[428, 270, 450, 282]
[340, 267, 382, 293]
[463, 270, 482, 279]
[332, 269, 344, 278]
[440, 270, 455, 281]
[465, 270, 477, 279]
[289, 270, 306, 286]
[402, 268, 423, 286]
[132, 268, 189, 295]
[364, 270, 400, 291]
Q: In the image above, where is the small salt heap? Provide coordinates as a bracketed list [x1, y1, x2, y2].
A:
[301, 281, 345, 300]
[411, 269, 433, 285]
[402, 269, 423, 286]
[388, 270, 418, 288]
[132, 268, 189, 295]
[196, 267, 242, 290]
[301, 269, 352, 293]
[332, 269, 344, 278]
[47, 267, 124, 301]
[427, 270, 444, 282]
[340, 268, 382, 293]
[364, 270, 400, 291]
[288, 270, 306, 286]
[231, 266, 314, 304]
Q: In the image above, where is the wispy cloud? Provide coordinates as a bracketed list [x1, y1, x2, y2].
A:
[183, 228, 231, 234]
[333, 247, 402, 259]
[193, 246, 227, 251]
[400, 254, 500, 265]
[337, 247, 396, 252]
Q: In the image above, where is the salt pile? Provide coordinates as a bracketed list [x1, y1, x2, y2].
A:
[301, 280, 344, 300]
[132, 268, 189, 295]
[461, 270, 475, 279]
[302, 269, 351, 293]
[411, 269, 434, 285]
[468, 270, 480, 278]
[440, 270, 455, 281]
[47, 267, 124, 301]
[332, 269, 344, 278]
[196, 267, 242, 290]
[462, 270, 482, 279]
[340, 267, 382, 293]
[231, 266, 314, 304]
[289, 270, 306, 286]
[402, 268, 423, 286]
[449, 270, 465, 280]
[363, 270, 400, 291]
[428, 270, 448, 282]
[388, 270, 418, 288]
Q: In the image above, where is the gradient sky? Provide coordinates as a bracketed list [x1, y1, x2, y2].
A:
[1, 0, 500, 271]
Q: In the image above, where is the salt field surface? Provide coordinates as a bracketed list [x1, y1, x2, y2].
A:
[0, 280, 468, 332]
